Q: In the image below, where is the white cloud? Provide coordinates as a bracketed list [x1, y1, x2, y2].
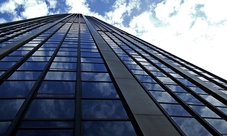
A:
[21, 0, 49, 19]
[0, 18, 7, 23]
[65, 0, 90, 14]
[125, 0, 227, 80]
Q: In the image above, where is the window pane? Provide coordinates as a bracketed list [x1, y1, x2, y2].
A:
[8, 71, 41, 80]
[82, 100, 128, 119]
[25, 100, 74, 119]
[82, 82, 118, 98]
[143, 83, 163, 91]
[50, 62, 76, 70]
[81, 72, 111, 81]
[16, 130, 73, 136]
[81, 58, 103, 63]
[81, 63, 107, 72]
[38, 81, 75, 93]
[45, 72, 76, 80]
[82, 121, 137, 136]
[205, 119, 227, 134]
[190, 106, 220, 118]
[149, 91, 177, 103]
[175, 93, 202, 105]
[0, 122, 11, 136]
[20, 121, 73, 128]
[160, 104, 191, 116]
[18, 62, 47, 70]
[172, 117, 211, 136]
[0, 81, 35, 98]
[0, 100, 24, 120]
[54, 57, 77, 62]
[0, 62, 16, 69]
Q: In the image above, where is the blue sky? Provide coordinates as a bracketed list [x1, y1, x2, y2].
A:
[0, 0, 227, 80]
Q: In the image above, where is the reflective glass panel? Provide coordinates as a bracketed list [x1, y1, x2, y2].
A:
[205, 119, 227, 134]
[82, 121, 136, 136]
[50, 62, 76, 70]
[82, 82, 118, 98]
[0, 122, 11, 135]
[18, 62, 47, 70]
[1, 56, 22, 61]
[190, 106, 220, 118]
[149, 91, 177, 103]
[81, 72, 111, 81]
[175, 93, 202, 105]
[16, 130, 73, 136]
[38, 81, 75, 93]
[143, 83, 163, 91]
[165, 85, 187, 92]
[81, 63, 107, 72]
[45, 72, 76, 80]
[200, 95, 226, 107]
[81, 58, 103, 63]
[136, 75, 156, 83]
[82, 100, 128, 119]
[0, 100, 24, 119]
[28, 56, 50, 61]
[20, 121, 73, 128]
[25, 100, 74, 119]
[54, 57, 77, 62]
[8, 71, 41, 80]
[0, 81, 35, 98]
[172, 117, 211, 136]
[160, 104, 191, 116]
[0, 62, 16, 69]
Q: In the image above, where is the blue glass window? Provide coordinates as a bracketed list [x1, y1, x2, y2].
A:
[81, 72, 111, 81]
[172, 117, 211, 136]
[54, 57, 77, 62]
[0, 122, 11, 136]
[0, 62, 16, 69]
[149, 91, 177, 103]
[0, 81, 35, 98]
[205, 119, 227, 134]
[38, 81, 75, 93]
[45, 72, 76, 80]
[20, 121, 73, 128]
[50, 62, 76, 70]
[82, 82, 118, 98]
[82, 100, 128, 119]
[81, 58, 103, 63]
[81, 63, 107, 72]
[25, 100, 74, 119]
[18, 62, 47, 70]
[0, 100, 24, 119]
[16, 130, 73, 136]
[160, 104, 191, 116]
[190, 106, 220, 118]
[8, 71, 41, 80]
[82, 121, 136, 136]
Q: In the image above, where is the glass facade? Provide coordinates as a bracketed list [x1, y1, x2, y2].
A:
[0, 13, 227, 136]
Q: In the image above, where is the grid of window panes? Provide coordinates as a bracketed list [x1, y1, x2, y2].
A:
[0, 14, 139, 136]
[0, 15, 73, 135]
[97, 29, 227, 135]
[92, 17, 227, 95]
[0, 14, 67, 49]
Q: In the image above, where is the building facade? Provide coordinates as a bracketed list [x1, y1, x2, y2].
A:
[0, 14, 227, 136]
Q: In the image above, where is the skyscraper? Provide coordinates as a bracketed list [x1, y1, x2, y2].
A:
[0, 13, 227, 136]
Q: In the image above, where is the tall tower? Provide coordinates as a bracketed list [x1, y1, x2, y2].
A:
[0, 14, 227, 136]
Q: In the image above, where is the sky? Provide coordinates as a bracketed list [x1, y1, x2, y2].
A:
[0, 0, 227, 80]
